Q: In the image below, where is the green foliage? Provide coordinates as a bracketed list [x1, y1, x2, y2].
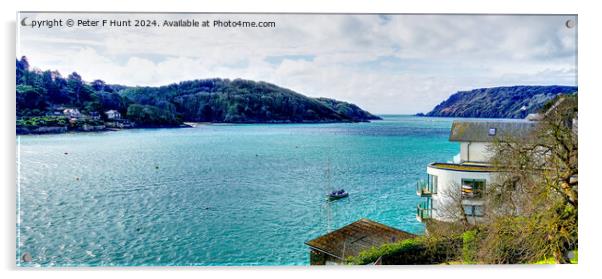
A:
[82, 91, 128, 117]
[16, 84, 47, 113]
[126, 104, 178, 126]
[347, 236, 462, 265]
[16, 56, 379, 127]
[16, 57, 127, 119]
[462, 230, 478, 263]
[125, 78, 379, 123]
[534, 250, 577, 264]
[316, 97, 381, 121]
[16, 116, 68, 129]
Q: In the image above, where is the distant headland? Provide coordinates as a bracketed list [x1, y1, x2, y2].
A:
[16, 56, 381, 134]
[418, 85, 578, 119]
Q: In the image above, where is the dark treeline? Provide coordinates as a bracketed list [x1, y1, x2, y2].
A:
[122, 79, 380, 123]
[16, 56, 380, 130]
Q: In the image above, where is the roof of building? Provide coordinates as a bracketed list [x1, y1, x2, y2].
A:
[305, 218, 416, 260]
[429, 162, 499, 172]
[449, 119, 538, 142]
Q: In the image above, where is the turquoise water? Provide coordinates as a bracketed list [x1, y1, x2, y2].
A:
[16, 115, 458, 266]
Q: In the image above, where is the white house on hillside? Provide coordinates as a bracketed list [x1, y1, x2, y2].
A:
[63, 108, 82, 119]
[104, 110, 122, 120]
[416, 119, 538, 224]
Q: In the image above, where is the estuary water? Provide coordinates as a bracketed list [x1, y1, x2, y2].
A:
[17, 115, 458, 266]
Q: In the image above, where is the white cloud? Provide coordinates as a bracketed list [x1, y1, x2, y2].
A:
[18, 13, 577, 114]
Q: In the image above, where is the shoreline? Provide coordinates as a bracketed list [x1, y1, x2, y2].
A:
[16, 123, 194, 136]
[16, 118, 383, 135]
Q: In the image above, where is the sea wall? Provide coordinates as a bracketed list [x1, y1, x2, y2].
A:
[16, 126, 69, 135]
[77, 124, 106, 132]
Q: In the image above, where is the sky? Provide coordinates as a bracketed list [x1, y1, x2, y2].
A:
[17, 13, 577, 114]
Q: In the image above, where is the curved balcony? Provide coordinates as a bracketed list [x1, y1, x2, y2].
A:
[416, 203, 432, 222]
[416, 180, 432, 197]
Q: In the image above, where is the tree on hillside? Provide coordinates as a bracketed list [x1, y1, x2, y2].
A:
[91, 79, 108, 92]
[16, 85, 46, 115]
[66, 72, 94, 106]
[126, 104, 178, 126]
[16, 56, 30, 84]
[66, 72, 84, 105]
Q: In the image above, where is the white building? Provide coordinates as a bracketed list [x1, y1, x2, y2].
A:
[416, 119, 537, 224]
[104, 110, 122, 120]
[63, 108, 82, 119]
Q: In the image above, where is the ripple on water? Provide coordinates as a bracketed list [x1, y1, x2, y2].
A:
[17, 116, 456, 266]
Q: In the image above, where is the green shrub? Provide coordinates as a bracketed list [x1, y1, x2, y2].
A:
[462, 230, 478, 263]
[126, 104, 179, 126]
[16, 116, 68, 129]
[347, 236, 462, 265]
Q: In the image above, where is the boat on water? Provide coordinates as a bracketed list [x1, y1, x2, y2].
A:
[323, 160, 349, 200]
[328, 189, 349, 200]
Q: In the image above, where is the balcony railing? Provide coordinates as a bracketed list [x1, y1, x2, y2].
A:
[416, 180, 432, 197]
[416, 203, 432, 222]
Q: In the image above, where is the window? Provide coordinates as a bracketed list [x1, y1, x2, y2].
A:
[428, 174, 438, 194]
[461, 179, 486, 199]
[488, 128, 496, 136]
[463, 205, 485, 217]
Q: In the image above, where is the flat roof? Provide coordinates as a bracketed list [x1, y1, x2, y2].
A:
[305, 218, 416, 260]
[429, 162, 499, 172]
[449, 119, 538, 142]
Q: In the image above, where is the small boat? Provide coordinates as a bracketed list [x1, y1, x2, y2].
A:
[328, 189, 349, 200]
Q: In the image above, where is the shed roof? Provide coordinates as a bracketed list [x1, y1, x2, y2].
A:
[305, 218, 416, 260]
[449, 119, 538, 142]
